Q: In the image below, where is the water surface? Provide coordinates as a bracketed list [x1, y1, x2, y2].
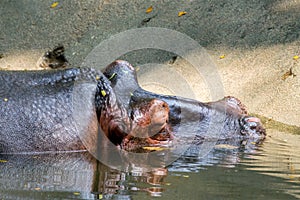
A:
[0, 128, 300, 200]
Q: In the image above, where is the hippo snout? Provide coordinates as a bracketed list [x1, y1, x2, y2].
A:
[240, 116, 266, 138]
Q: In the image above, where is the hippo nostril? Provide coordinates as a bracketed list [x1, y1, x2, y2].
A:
[240, 116, 260, 135]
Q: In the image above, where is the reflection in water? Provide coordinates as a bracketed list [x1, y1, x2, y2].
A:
[241, 130, 300, 198]
[0, 129, 300, 199]
[0, 152, 96, 199]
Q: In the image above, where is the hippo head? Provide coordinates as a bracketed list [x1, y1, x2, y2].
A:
[101, 60, 266, 144]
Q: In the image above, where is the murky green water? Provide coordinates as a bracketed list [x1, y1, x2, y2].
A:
[0, 128, 300, 200]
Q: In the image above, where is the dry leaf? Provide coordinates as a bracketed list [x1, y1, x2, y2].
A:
[282, 68, 296, 80]
[142, 146, 165, 151]
[50, 2, 59, 8]
[289, 175, 295, 180]
[219, 55, 226, 59]
[178, 11, 187, 17]
[146, 6, 153, 13]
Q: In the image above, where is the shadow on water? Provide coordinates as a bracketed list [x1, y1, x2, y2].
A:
[1, 125, 300, 200]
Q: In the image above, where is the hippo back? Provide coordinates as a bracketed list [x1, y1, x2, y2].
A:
[0, 68, 99, 153]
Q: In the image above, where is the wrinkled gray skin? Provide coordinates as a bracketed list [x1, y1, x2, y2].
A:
[0, 68, 103, 153]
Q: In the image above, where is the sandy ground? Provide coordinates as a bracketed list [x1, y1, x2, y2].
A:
[0, 0, 299, 127]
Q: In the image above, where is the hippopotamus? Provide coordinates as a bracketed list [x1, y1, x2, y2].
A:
[0, 47, 265, 153]
[101, 60, 265, 150]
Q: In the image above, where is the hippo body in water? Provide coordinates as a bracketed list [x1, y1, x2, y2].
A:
[0, 51, 265, 153]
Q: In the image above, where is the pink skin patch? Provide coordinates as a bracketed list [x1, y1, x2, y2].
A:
[246, 117, 260, 123]
[115, 60, 135, 71]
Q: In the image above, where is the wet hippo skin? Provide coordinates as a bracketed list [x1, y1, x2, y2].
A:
[102, 60, 266, 142]
[0, 59, 265, 153]
[0, 68, 102, 153]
